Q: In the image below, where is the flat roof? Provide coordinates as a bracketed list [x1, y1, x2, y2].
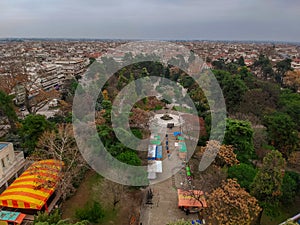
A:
[0, 210, 21, 221]
[0, 210, 26, 224]
[177, 189, 207, 208]
[0, 143, 8, 151]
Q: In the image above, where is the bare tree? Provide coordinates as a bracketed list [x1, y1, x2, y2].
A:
[33, 123, 87, 199]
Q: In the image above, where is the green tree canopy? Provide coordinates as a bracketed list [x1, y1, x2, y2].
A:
[0, 90, 18, 131]
[228, 163, 257, 192]
[251, 150, 285, 204]
[263, 112, 299, 158]
[19, 114, 54, 153]
[278, 90, 300, 130]
[223, 118, 254, 163]
[116, 150, 141, 166]
[280, 171, 300, 205]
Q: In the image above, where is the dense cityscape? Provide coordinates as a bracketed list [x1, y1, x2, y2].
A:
[0, 38, 299, 225]
[1, 1, 300, 225]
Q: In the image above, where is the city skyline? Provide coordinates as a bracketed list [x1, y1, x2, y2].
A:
[1, 0, 300, 42]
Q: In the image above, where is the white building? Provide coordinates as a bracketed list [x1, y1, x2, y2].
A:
[0, 143, 26, 193]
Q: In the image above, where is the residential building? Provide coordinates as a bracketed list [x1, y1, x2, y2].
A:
[0, 142, 26, 193]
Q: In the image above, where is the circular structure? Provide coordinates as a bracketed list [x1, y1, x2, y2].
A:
[160, 114, 173, 121]
[152, 113, 182, 127]
[72, 41, 227, 186]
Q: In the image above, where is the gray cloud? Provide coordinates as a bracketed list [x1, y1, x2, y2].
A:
[0, 0, 299, 41]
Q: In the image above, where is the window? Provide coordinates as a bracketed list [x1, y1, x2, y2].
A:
[1, 159, 5, 168]
[6, 155, 10, 164]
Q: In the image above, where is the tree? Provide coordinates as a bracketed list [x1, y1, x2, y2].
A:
[283, 70, 300, 92]
[0, 90, 18, 132]
[237, 56, 246, 66]
[34, 123, 87, 199]
[275, 58, 293, 85]
[251, 150, 285, 205]
[96, 179, 125, 211]
[278, 90, 300, 130]
[116, 150, 141, 166]
[19, 114, 54, 153]
[207, 179, 261, 225]
[213, 70, 247, 112]
[34, 209, 89, 225]
[280, 171, 299, 205]
[223, 118, 254, 163]
[200, 140, 239, 167]
[263, 112, 298, 158]
[75, 201, 104, 223]
[253, 54, 274, 80]
[228, 163, 257, 192]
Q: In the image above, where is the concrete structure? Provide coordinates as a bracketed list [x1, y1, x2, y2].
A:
[0, 142, 26, 193]
[291, 59, 300, 70]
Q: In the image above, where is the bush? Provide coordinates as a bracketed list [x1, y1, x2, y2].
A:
[280, 171, 300, 205]
[228, 163, 257, 192]
[75, 201, 104, 223]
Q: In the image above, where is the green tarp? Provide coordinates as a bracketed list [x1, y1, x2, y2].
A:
[178, 142, 187, 152]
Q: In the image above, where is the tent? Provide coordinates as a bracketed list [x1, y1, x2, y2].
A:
[156, 146, 163, 160]
[0, 159, 63, 211]
[173, 132, 181, 136]
[148, 145, 156, 160]
[150, 140, 161, 145]
[178, 142, 187, 152]
[0, 211, 26, 225]
[147, 161, 162, 173]
[177, 189, 207, 208]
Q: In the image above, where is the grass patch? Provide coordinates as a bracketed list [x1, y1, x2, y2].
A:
[62, 171, 121, 225]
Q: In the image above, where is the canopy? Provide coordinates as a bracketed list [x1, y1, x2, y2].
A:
[156, 146, 163, 160]
[0, 159, 63, 210]
[150, 140, 161, 145]
[178, 142, 187, 152]
[173, 132, 181, 136]
[147, 161, 162, 173]
[178, 136, 185, 141]
[0, 210, 26, 224]
[177, 189, 207, 208]
[148, 145, 156, 160]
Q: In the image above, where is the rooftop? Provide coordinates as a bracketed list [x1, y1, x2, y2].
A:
[0, 143, 8, 151]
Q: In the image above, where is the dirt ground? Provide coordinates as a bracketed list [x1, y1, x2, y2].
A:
[61, 170, 143, 225]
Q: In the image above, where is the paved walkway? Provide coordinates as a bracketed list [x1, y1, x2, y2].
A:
[140, 127, 199, 225]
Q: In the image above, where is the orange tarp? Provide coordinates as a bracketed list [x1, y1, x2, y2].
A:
[0, 159, 63, 210]
[177, 189, 207, 208]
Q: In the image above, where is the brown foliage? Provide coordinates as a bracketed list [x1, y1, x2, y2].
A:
[284, 70, 300, 91]
[129, 108, 151, 129]
[200, 140, 239, 167]
[207, 179, 261, 225]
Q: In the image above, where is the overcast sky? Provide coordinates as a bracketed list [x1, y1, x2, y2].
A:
[0, 0, 299, 42]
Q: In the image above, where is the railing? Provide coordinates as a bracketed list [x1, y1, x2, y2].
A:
[279, 213, 300, 225]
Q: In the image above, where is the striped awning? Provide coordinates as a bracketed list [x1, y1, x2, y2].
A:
[0, 159, 63, 210]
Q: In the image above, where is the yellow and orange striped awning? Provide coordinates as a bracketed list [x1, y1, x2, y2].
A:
[0, 159, 63, 210]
